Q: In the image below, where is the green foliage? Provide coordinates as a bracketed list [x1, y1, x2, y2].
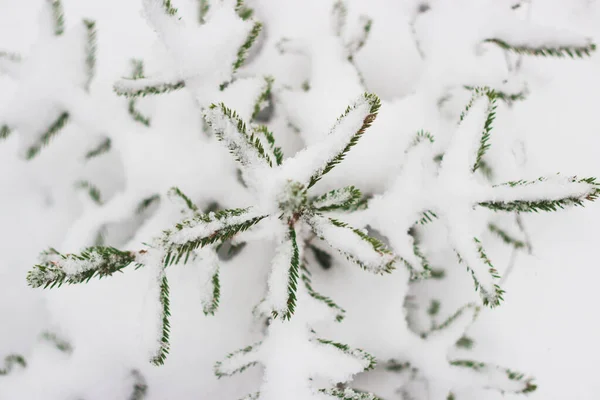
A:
[450, 359, 537, 394]
[85, 137, 111, 159]
[26, 112, 70, 160]
[252, 76, 274, 120]
[75, 180, 103, 205]
[198, 0, 210, 24]
[232, 21, 262, 74]
[235, 0, 254, 20]
[0, 125, 11, 140]
[49, 0, 65, 36]
[301, 264, 345, 322]
[312, 186, 362, 212]
[136, 194, 160, 214]
[163, 208, 267, 266]
[0, 354, 26, 376]
[315, 338, 376, 371]
[203, 267, 221, 316]
[40, 331, 73, 353]
[485, 38, 596, 58]
[422, 303, 479, 338]
[114, 79, 185, 98]
[214, 342, 260, 378]
[168, 186, 198, 212]
[458, 239, 504, 307]
[320, 387, 381, 400]
[161, 0, 178, 16]
[151, 275, 171, 366]
[127, 59, 151, 126]
[27, 247, 138, 289]
[207, 103, 280, 167]
[83, 19, 97, 92]
[322, 217, 395, 274]
[275, 225, 300, 320]
[488, 223, 526, 249]
[412, 129, 435, 147]
[459, 86, 497, 173]
[480, 176, 600, 212]
[307, 93, 381, 189]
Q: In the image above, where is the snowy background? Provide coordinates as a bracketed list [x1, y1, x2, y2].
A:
[1, 0, 600, 399]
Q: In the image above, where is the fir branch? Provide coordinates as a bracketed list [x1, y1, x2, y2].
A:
[458, 239, 504, 307]
[311, 186, 362, 212]
[270, 224, 300, 320]
[320, 387, 382, 400]
[332, 0, 348, 37]
[129, 369, 148, 400]
[1, 125, 12, 140]
[26, 112, 70, 160]
[214, 342, 261, 378]
[455, 335, 474, 349]
[136, 194, 160, 214]
[232, 21, 262, 74]
[480, 176, 600, 212]
[488, 223, 525, 249]
[202, 266, 221, 316]
[235, 0, 254, 20]
[485, 38, 596, 58]
[205, 103, 277, 167]
[163, 208, 267, 266]
[252, 125, 283, 166]
[49, 0, 65, 36]
[307, 92, 381, 189]
[85, 137, 111, 159]
[114, 78, 185, 98]
[168, 186, 198, 212]
[422, 303, 480, 338]
[307, 216, 395, 274]
[301, 264, 345, 322]
[83, 20, 97, 92]
[198, 0, 210, 24]
[418, 210, 438, 225]
[0, 354, 26, 375]
[450, 359, 537, 394]
[251, 76, 274, 120]
[315, 339, 376, 371]
[160, 0, 178, 16]
[40, 331, 73, 353]
[27, 246, 138, 289]
[150, 274, 171, 366]
[347, 16, 373, 60]
[460, 86, 497, 173]
[126, 60, 151, 126]
[75, 180, 103, 205]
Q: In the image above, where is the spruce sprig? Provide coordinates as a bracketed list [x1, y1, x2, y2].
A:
[26, 112, 70, 160]
[485, 38, 596, 58]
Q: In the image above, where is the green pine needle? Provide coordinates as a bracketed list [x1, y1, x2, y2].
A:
[251, 76, 274, 120]
[232, 21, 262, 74]
[301, 265, 345, 322]
[114, 80, 185, 98]
[275, 224, 300, 320]
[488, 223, 526, 250]
[27, 247, 138, 289]
[168, 187, 198, 212]
[49, 0, 65, 36]
[0, 354, 26, 376]
[214, 342, 261, 378]
[311, 186, 362, 212]
[202, 267, 221, 316]
[26, 112, 70, 160]
[480, 176, 600, 213]
[83, 19, 97, 92]
[315, 338, 376, 371]
[1, 124, 11, 140]
[150, 275, 171, 366]
[85, 137, 111, 159]
[235, 0, 254, 20]
[40, 331, 73, 353]
[75, 180, 103, 205]
[307, 92, 381, 189]
[450, 359, 537, 394]
[485, 38, 596, 58]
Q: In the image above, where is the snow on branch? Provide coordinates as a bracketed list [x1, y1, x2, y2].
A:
[311, 186, 362, 212]
[449, 359, 537, 394]
[113, 77, 185, 98]
[205, 103, 280, 167]
[266, 224, 300, 320]
[26, 247, 138, 289]
[163, 208, 268, 266]
[150, 273, 171, 366]
[306, 214, 395, 274]
[480, 176, 600, 213]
